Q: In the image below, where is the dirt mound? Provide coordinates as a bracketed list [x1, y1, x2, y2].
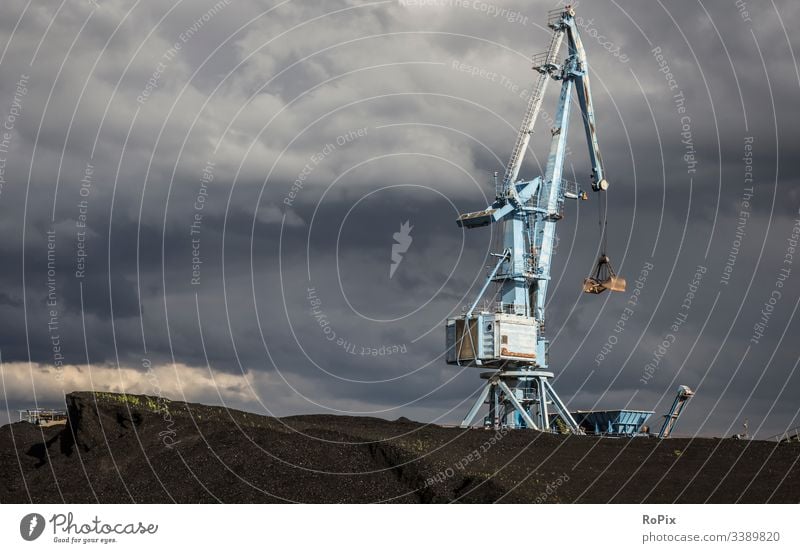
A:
[1, 391, 798, 503]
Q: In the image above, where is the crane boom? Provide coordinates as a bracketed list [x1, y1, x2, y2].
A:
[501, 29, 564, 196]
[569, 22, 608, 192]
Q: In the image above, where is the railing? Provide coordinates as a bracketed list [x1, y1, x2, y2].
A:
[531, 51, 551, 72]
[496, 171, 506, 200]
[524, 178, 578, 210]
[460, 302, 530, 316]
[498, 302, 528, 315]
[547, 6, 568, 28]
[766, 426, 800, 442]
[18, 409, 68, 425]
[561, 178, 579, 197]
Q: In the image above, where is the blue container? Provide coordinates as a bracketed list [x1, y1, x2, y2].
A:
[570, 409, 654, 436]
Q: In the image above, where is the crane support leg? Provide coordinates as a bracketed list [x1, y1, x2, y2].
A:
[542, 378, 581, 432]
[460, 382, 493, 428]
[459, 370, 584, 433]
[498, 380, 540, 431]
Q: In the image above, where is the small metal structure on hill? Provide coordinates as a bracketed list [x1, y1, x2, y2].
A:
[18, 408, 67, 427]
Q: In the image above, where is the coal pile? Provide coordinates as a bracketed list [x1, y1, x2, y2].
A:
[1, 392, 798, 503]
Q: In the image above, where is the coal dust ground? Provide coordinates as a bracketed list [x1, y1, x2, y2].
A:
[1, 392, 798, 503]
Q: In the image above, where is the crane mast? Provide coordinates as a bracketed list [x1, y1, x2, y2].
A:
[445, 5, 623, 432]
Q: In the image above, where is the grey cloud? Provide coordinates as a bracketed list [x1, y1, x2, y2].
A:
[0, 0, 799, 438]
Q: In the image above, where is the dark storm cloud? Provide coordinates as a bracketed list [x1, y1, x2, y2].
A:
[0, 0, 798, 437]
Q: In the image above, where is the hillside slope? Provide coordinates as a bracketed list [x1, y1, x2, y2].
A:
[1, 392, 798, 503]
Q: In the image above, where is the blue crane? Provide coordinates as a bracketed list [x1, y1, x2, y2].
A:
[446, 5, 625, 431]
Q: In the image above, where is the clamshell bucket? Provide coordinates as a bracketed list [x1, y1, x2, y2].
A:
[583, 254, 626, 294]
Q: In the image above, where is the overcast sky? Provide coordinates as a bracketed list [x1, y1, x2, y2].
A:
[0, 0, 798, 439]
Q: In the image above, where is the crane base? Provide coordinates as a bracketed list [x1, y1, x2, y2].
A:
[460, 369, 582, 433]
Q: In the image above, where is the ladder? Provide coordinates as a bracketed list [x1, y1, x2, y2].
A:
[766, 426, 800, 442]
[500, 28, 565, 197]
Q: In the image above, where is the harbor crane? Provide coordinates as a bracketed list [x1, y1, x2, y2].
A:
[446, 5, 625, 431]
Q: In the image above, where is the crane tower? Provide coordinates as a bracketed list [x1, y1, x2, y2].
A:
[446, 5, 625, 431]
